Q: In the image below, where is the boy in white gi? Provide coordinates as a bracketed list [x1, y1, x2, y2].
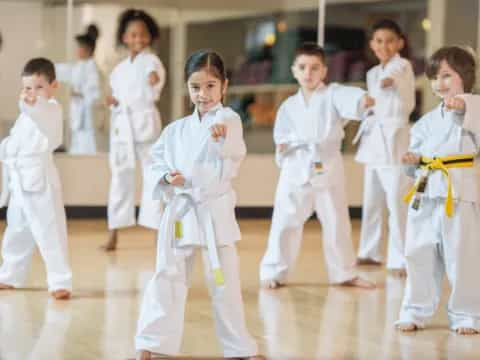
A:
[103, 9, 166, 251]
[355, 19, 415, 275]
[56, 24, 101, 155]
[135, 50, 263, 360]
[259, 43, 376, 289]
[0, 58, 72, 300]
[396, 46, 480, 335]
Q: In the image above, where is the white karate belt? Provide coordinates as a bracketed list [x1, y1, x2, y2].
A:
[352, 109, 375, 145]
[109, 104, 136, 172]
[0, 153, 51, 208]
[156, 188, 228, 286]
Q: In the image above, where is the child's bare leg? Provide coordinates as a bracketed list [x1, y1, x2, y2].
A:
[396, 323, 418, 332]
[0, 283, 14, 290]
[135, 350, 168, 360]
[456, 328, 479, 335]
[261, 279, 284, 290]
[389, 268, 407, 277]
[101, 229, 118, 251]
[357, 257, 382, 266]
[340, 276, 376, 289]
[51, 289, 71, 300]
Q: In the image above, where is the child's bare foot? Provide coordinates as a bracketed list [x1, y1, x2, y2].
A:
[135, 350, 168, 359]
[357, 257, 382, 266]
[51, 289, 71, 300]
[0, 283, 14, 290]
[456, 327, 479, 335]
[341, 276, 376, 289]
[396, 323, 418, 332]
[389, 268, 407, 277]
[101, 230, 118, 251]
[261, 279, 284, 289]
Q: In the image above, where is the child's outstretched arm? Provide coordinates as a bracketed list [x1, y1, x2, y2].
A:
[332, 84, 373, 121]
[146, 57, 166, 102]
[380, 60, 416, 123]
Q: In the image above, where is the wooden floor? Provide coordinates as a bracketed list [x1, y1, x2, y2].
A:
[0, 219, 479, 360]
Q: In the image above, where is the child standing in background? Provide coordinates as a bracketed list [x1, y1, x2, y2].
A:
[396, 46, 480, 335]
[135, 50, 262, 360]
[355, 19, 415, 275]
[103, 9, 166, 251]
[0, 58, 72, 300]
[259, 43, 376, 290]
[56, 24, 101, 155]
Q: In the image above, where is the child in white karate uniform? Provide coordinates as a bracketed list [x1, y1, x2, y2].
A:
[103, 9, 166, 251]
[135, 50, 262, 360]
[0, 58, 72, 300]
[396, 46, 480, 335]
[355, 19, 415, 275]
[56, 24, 101, 155]
[259, 43, 376, 289]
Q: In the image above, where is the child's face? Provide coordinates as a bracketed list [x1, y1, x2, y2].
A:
[430, 60, 464, 99]
[370, 29, 404, 65]
[291, 54, 327, 92]
[123, 20, 151, 54]
[21, 73, 57, 100]
[76, 45, 91, 60]
[187, 69, 227, 116]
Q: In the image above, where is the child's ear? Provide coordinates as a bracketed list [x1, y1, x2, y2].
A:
[369, 38, 375, 52]
[223, 78, 229, 95]
[398, 37, 405, 51]
[51, 80, 59, 90]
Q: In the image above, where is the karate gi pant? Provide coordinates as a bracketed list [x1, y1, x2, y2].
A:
[108, 142, 162, 230]
[396, 198, 480, 330]
[259, 179, 357, 284]
[357, 165, 409, 269]
[69, 128, 97, 155]
[0, 181, 72, 292]
[135, 245, 258, 357]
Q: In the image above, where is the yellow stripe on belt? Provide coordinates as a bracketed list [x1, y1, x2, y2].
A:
[403, 154, 475, 217]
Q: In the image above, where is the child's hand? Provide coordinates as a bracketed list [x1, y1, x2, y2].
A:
[362, 95, 375, 109]
[20, 89, 36, 106]
[210, 124, 227, 142]
[277, 144, 288, 153]
[105, 95, 119, 107]
[381, 77, 395, 88]
[402, 152, 421, 165]
[167, 171, 185, 187]
[445, 97, 466, 113]
[148, 71, 160, 86]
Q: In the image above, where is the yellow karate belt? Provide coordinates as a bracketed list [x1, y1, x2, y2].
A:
[403, 154, 475, 217]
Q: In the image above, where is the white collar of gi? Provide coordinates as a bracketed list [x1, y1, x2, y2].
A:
[381, 53, 400, 70]
[127, 49, 148, 63]
[193, 103, 223, 125]
[297, 84, 327, 107]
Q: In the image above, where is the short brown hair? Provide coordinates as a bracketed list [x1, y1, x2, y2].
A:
[426, 46, 476, 92]
[294, 42, 326, 64]
[22, 57, 56, 83]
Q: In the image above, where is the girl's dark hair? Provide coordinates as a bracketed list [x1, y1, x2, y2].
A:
[116, 9, 159, 47]
[75, 24, 99, 55]
[371, 19, 403, 38]
[184, 50, 227, 83]
[426, 46, 477, 93]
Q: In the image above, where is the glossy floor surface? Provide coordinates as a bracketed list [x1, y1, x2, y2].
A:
[0, 219, 479, 360]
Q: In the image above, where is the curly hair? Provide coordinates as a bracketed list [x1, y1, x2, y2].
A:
[116, 9, 159, 47]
